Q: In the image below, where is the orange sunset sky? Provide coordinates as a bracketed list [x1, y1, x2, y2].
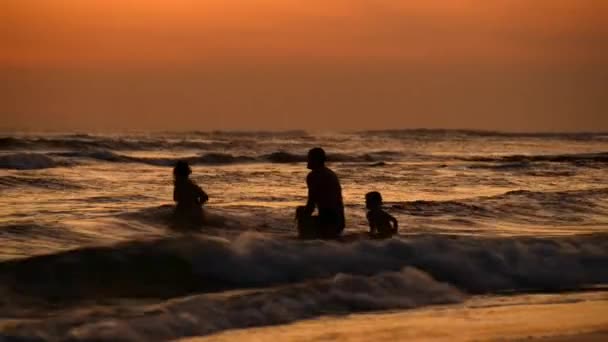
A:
[1, 0, 607, 131]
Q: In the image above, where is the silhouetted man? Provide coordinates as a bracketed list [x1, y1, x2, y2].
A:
[296, 147, 345, 239]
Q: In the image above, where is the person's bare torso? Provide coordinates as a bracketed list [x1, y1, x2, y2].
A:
[174, 179, 206, 209]
[307, 167, 343, 210]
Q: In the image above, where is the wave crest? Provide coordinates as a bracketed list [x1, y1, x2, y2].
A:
[465, 152, 608, 165]
[9, 267, 462, 341]
[0, 153, 69, 170]
[47, 150, 401, 167]
[0, 175, 81, 190]
[1, 233, 606, 302]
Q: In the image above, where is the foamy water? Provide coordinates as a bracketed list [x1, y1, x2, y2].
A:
[0, 130, 607, 341]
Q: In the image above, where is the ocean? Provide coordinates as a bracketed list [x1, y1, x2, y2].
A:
[0, 130, 607, 341]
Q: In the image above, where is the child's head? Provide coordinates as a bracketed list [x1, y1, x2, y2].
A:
[173, 160, 192, 179]
[365, 191, 383, 209]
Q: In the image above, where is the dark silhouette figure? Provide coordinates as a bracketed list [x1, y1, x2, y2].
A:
[365, 191, 398, 238]
[172, 160, 208, 227]
[296, 147, 345, 239]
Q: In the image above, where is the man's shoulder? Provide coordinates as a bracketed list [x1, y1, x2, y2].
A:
[320, 166, 339, 178]
[308, 167, 329, 177]
[308, 167, 339, 182]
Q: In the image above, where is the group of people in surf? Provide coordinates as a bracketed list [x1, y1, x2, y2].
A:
[172, 147, 398, 239]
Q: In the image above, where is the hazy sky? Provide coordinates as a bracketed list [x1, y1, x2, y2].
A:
[1, 0, 607, 131]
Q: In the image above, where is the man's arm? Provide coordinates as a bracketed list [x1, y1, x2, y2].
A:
[197, 186, 209, 204]
[389, 214, 399, 232]
[367, 212, 377, 235]
[304, 173, 316, 216]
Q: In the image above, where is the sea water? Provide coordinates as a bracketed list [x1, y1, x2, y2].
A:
[0, 130, 607, 340]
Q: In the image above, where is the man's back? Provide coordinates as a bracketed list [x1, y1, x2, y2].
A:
[299, 147, 346, 239]
[307, 166, 343, 210]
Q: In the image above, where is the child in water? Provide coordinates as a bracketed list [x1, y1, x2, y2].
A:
[365, 191, 398, 238]
[173, 160, 209, 227]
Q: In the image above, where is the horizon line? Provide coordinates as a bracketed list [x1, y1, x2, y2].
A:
[1, 128, 607, 136]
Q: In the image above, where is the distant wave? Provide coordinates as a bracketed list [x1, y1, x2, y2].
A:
[0, 150, 400, 170]
[0, 136, 246, 151]
[0, 131, 312, 152]
[460, 152, 608, 176]
[262, 151, 402, 164]
[358, 129, 608, 140]
[392, 188, 608, 225]
[466, 161, 579, 177]
[467, 161, 533, 170]
[262, 151, 307, 163]
[16, 149, 608, 170]
[205, 129, 309, 137]
[48, 150, 251, 167]
[44, 150, 402, 167]
[464, 152, 608, 164]
[0, 175, 81, 190]
[0, 153, 71, 170]
[4, 134, 606, 170]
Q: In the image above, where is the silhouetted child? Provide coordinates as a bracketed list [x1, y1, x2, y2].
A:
[365, 191, 398, 238]
[173, 160, 208, 228]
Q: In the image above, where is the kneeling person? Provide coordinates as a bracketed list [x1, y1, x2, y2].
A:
[296, 148, 345, 239]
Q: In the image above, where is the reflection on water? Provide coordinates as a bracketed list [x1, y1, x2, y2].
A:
[1, 131, 607, 259]
[1, 131, 607, 341]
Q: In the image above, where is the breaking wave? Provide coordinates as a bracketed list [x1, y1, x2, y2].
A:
[1, 207, 607, 341]
[4, 267, 463, 341]
[1, 233, 606, 302]
[1, 232, 607, 340]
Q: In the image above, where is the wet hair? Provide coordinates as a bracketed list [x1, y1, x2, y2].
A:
[365, 191, 383, 207]
[173, 160, 192, 179]
[308, 147, 327, 164]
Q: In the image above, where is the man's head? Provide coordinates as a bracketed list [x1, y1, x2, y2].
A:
[307, 147, 326, 170]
